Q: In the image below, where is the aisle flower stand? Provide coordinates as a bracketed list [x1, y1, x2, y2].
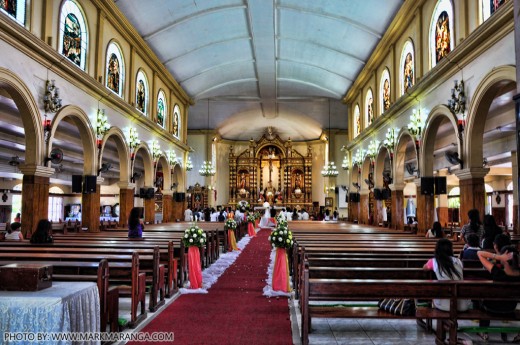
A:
[247, 214, 256, 237]
[269, 218, 293, 293]
[225, 219, 239, 252]
[183, 224, 206, 289]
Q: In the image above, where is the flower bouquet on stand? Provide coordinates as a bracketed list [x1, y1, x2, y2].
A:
[225, 219, 239, 251]
[246, 214, 256, 237]
[268, 219, 293, 292]
[182, 224, 207, 289]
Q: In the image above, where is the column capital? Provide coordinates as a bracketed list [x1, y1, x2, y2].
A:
[97, 176, 104, 184]
[360, 189, 371, 196]
[413, 178, 422, 187]
[117, 181, 136, 190]
[162, 190, 174, 196]
[18, 164, 55, 177]
[389, 183, 405, 191]
[454, 167, 490, 180]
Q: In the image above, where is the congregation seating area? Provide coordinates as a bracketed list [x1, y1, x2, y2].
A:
[0, 221, 249, 334]
[287, 222, 520, 345]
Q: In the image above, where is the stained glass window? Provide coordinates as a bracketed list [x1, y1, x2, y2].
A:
[430, 0, 454, 67]
[353, 104, 360, 138]
[400, 40, 415, 96]
[135, 70, 148, 115]
[157, 90, 166, 128]
[482, 0, 506, 22]
[0, 0, 25, 25]
[380, 69, 391, 115]
[59, 0, 88, 70]
[365, 89, 374, 128]
[172, 104, 180, 138]
[105, 42, 125, 97]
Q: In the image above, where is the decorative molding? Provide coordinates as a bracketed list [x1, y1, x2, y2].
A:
[17, 164, 55, 177]
[454, 167, 490, 180]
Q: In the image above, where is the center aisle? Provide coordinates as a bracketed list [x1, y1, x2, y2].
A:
[129, 229, 293, 345]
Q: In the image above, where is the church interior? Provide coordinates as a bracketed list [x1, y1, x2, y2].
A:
[0, 0, 519, 344]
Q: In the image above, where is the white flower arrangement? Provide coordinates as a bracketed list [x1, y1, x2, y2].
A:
[182, 225, 207, 248]
[225, 218, 237, 230]
[268, 220, 294, 249]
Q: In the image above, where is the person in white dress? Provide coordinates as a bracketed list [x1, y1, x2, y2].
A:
[184, 207, 193, 222]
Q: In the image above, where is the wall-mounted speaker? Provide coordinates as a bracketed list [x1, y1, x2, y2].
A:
[434, 176, 447, 195]
[373, 188, 382, 200]
[175, 192, 185, 202]
[382, 188, 391, 200]
[139, 188, 146, 198]
[421, 177, 435, 196]
[72, 175, 82, 193]
[146, 188, 155, 199]
[83, 175, 97, 194]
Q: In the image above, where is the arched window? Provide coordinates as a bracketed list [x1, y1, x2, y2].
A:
[365, 89, 374, 128]
[380, 69, 391, 115]
[135, 70, 149, 115]
[430, 0, 454, 68]
[172, 104, 180, 138]
[59, 0, 88, 70]
[0, 0, 26, 26]
[400, 40, 415, 96]
[353, 104, 360, 138]
[105, 42, 125, 97]
[481, 0, 506, 22]
[157, 90, 167, 128]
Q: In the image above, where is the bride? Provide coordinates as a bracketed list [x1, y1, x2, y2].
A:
[259, 202, 271, 227]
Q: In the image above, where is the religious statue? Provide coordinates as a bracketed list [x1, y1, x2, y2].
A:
[239, 173, 247, 190]
[264, 180, 275, 204]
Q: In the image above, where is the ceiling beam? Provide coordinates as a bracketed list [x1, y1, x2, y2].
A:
[143, 4, 248, 41]
[277, 78, 344, 98]
[277, 58, 354, 82]
[194, 78, 259, 99]
[178, 59, 256, 84]
[278, 4, 382, 39]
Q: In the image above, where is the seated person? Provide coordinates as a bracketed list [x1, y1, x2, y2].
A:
[5, 222, 23, 240]
[459, 233, 480, 261]
[477, 245, 520, 341]
[423, 239, 471, 312]
[425, 221, 444, 238]
[292, 209, 299, 221]
[218, 211, 226, 222]
[30, 219, 53, 244]
[127, 207, 144, 238]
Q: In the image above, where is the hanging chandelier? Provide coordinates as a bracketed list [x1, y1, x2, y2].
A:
[321, 100, 339, 177]
[186, 155, 193, 171]
[199, 100, 216, 176]
[199, 160, 216, 176]
[321, 161, 339, 177]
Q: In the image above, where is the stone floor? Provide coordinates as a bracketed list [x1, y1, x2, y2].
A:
[290, 300, 520, 345]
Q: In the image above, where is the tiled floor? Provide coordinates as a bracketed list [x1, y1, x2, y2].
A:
[290, 300, 520, 345]
[306, 317, 520, 344]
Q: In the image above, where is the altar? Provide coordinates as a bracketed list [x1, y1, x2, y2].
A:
[228, 129, 313, 209]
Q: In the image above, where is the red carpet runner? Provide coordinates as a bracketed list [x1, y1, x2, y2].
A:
[129, 229, 293, 345]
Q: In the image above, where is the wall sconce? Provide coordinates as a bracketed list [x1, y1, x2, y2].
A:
[383, 127, 396, 160]
[127, 127, 140, 160]
[150, 140, 161, 163]
[186, 155, 193, 171]
[96, 109, 110, 149]
[448, 79, 466, 115]
[167, 150, 177, 167]
[341, 155, 350, 171]
[408, 109, 425, 146]
[43, 80, 62, 113]
[367, 140, 380, 165]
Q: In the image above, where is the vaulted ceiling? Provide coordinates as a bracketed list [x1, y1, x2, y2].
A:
[115, 0, 403, 141]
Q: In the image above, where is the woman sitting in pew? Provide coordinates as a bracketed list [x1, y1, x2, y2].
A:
[476, 244, 520, 341]
[128, 207, 144, 239]
[425, 221, 444, 238]
[30, 219, 53, 244]
[5, 222, 23, 240]
[423, 239, 471, 312]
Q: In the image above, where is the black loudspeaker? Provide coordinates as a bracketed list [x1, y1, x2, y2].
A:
[139, 188, 146, 198]
[175, 192, 185, 202]
[382, 189, 391, 200]
[335, 187, 339, 194]
[83, 175, 97, 193]
[421, 177, 435, 196]
[434, 176, 447, 195]
[146, 188, 155, 199]
[373, 188, 382, 200]
[72, 175, 82, 193]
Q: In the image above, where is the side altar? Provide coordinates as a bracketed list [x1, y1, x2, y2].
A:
[228, 130, 312, 209]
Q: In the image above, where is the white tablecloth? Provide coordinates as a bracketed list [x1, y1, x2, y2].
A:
[0, 281, 100, 345]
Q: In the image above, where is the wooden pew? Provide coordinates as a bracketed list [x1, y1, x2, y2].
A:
[301, 268, 520, 345]
[0, 251, 148, 328]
